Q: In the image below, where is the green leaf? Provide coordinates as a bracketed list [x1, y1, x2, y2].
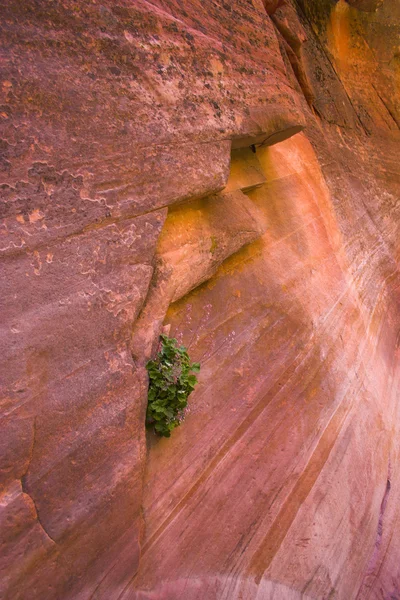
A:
[146, 334, 200, 438]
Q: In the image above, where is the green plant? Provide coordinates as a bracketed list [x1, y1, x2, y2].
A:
[146, 334, 200, 437]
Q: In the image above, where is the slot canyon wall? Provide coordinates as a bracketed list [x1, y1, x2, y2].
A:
[1, 0, 400, 598]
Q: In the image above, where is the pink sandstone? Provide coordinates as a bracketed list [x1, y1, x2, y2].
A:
[1, 1, 400, 599]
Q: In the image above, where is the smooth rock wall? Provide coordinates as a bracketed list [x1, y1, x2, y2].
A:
[1, 0, 400, 599]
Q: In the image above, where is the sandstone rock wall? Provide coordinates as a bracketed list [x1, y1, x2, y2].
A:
[1, 1, 400, 599]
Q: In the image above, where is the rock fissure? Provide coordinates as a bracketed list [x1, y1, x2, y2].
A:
[20, 487, 57, 545]
[371, 83, 400, 130]
[19, 417, 56, 545]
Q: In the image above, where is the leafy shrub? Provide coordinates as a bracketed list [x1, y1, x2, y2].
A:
[146, 334, 200, 437]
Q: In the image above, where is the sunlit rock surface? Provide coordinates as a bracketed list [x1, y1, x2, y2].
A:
[1, 0, 400, 599]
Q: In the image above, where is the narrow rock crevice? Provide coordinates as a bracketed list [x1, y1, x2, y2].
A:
[20, 416, 56, 544]
[269, 2, 315, 108]
[21, 488, 57, 545]
[20, 416, 56, 545]
[371, 84, 400, 130]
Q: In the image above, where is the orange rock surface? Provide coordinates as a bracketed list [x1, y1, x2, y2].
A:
[1, 1, 400, 599]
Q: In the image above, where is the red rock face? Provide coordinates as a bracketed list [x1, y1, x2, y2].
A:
[1, 0, 400, 599]
[262, 0, 286, 15]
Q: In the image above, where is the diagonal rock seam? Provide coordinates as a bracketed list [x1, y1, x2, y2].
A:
[21, 488, 57, 546]
[20, 417, 56, 545]
[371, 84, 400, 130]
[269, 3, 315, 108]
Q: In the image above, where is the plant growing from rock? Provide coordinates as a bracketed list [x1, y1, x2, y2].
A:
[146, 334, 200, 437]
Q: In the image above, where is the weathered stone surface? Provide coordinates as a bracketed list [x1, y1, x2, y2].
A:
[132, 155, 269, 364]
[298, 0, 400, 132]
[1, 0, 400, 599]
[346, 0, 384, 11]
[129, 2, 400, 600]
[262, 0, 286, 15]
[0, 142, 231, 255]
[0, 0, 306, 599]
[271, 2, 315, 107]
[0, 211, 164, 599]
[130, 130, 400, 599]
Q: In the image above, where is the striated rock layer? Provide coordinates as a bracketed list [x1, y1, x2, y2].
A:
[1, 0, 400, 599]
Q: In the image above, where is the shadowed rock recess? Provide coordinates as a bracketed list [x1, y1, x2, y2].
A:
[1, 0, 400, 598]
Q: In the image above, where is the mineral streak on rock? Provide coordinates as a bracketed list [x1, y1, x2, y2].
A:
[1, 0, 400, 599]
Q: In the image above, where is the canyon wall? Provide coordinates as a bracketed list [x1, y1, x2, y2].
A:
[1, 1, 400, 599]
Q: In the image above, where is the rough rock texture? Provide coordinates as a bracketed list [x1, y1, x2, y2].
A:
[346, 0, 384, 12]
[0, 1, 304, 598]
[1, 0, 400, 599]
[262, 0, 286, 15]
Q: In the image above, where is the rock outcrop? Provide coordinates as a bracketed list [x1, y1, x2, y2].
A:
[1, 1, 400, 599]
